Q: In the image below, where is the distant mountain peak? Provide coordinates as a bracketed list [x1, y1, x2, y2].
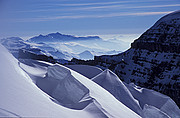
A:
[38, 34, 44, 37]
[55, 32, 61, 35]
[29, 32, 101, 43]
[78, 50, 94, 60]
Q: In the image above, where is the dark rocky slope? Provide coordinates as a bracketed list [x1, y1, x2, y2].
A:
[70, 11, 180, 107]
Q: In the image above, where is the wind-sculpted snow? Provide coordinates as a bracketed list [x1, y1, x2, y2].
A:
[69, 67, 141, 118]
[66, 65, 103, 79]
[45, 65, 92, 110]
[19, 61, 140, 117]
[142, 104, 170, 118]
[124, 83, 180, 118]
[0, 44, 111, 118]
[36, 64, 140, 117]
[91, 69, 180, 117]
[1, 42, 179, 117]
[19, 62, 102, 110]
[8, 54, 140, 117]
[92, 69, 143, 116]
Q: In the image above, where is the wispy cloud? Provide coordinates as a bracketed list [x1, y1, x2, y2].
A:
[63, 4, 180, 11]
[47, 1, 133, 6]
[15, 3, 180, 13]
[15, 4, 123, 13]
[44, 0, 168, 7]
[127, 4, 180, 9]
[14, 11, 173, 22]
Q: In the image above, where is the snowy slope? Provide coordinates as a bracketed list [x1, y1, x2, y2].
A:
[92, 69, 143, 116]
[124, 83, 180, 118]
[0, 44, 109, 118]
[1, 42, 179, 117]
[142, 104, 170, 118]
[0, 44, 141, 118]
[66, 65, 103, 79]
[19, 58, 180, 118]
[19, 61, 140, 118]
[91, 69, 180, 117]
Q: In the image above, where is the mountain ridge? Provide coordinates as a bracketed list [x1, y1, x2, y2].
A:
[70, 10, 180, 107]
[131, 10, 180, 53]
[29, 32, 101, 42]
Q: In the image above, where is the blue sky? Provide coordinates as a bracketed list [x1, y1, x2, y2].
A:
[0, 0, 179, 42]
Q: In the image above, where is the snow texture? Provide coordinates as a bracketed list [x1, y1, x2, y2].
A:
[66, 65, 103, 79]
[92, 69, 143, 116]
[143, 104, 170, 118]
[0, 44, 108, 118]
[0, 44, 140, 117]
[124, 83, 180, 118]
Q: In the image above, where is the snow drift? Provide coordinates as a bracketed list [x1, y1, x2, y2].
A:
[92, 69, 180, 117]
[30, 64, 141, 118]
[0, 44, 140, 117]
[1, 42, 179, 118]
[0, 44, 109, 118]
[66, 65, 103, 79]
[124, 83, 180, 118]
[92, 69, 143, 116]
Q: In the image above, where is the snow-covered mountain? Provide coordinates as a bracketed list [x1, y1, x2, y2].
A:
[0, 35, 124, 61]
[76, 50, 122, 60]
[0, 37, 30, 58]
[0, 37, 73, 60]
[78, 50, 94, 60]
[29, 32, 101, 43]
[66, 65, 103, 79]
[1, 43, 179, 117]
[70, 10, 180, 107]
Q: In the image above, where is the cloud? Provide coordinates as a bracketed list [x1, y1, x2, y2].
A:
[15, 4, 123, 13]
[99, 33, 141, 43]
[68, 4, 123, 11]
[67, 4, 180, 11]
[44, 0, 168, 7]
[127, 4, 180, 9]
[47, 1, 133, 7]
[15, 3, 180, 13]
[13, 11, 173, 22]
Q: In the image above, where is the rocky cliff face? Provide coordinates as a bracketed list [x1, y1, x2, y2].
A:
[70, 11, 180, 107]
[131, 10, 180, 53]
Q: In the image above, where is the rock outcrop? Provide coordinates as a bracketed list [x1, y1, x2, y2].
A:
[131, 10, 180, 53]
